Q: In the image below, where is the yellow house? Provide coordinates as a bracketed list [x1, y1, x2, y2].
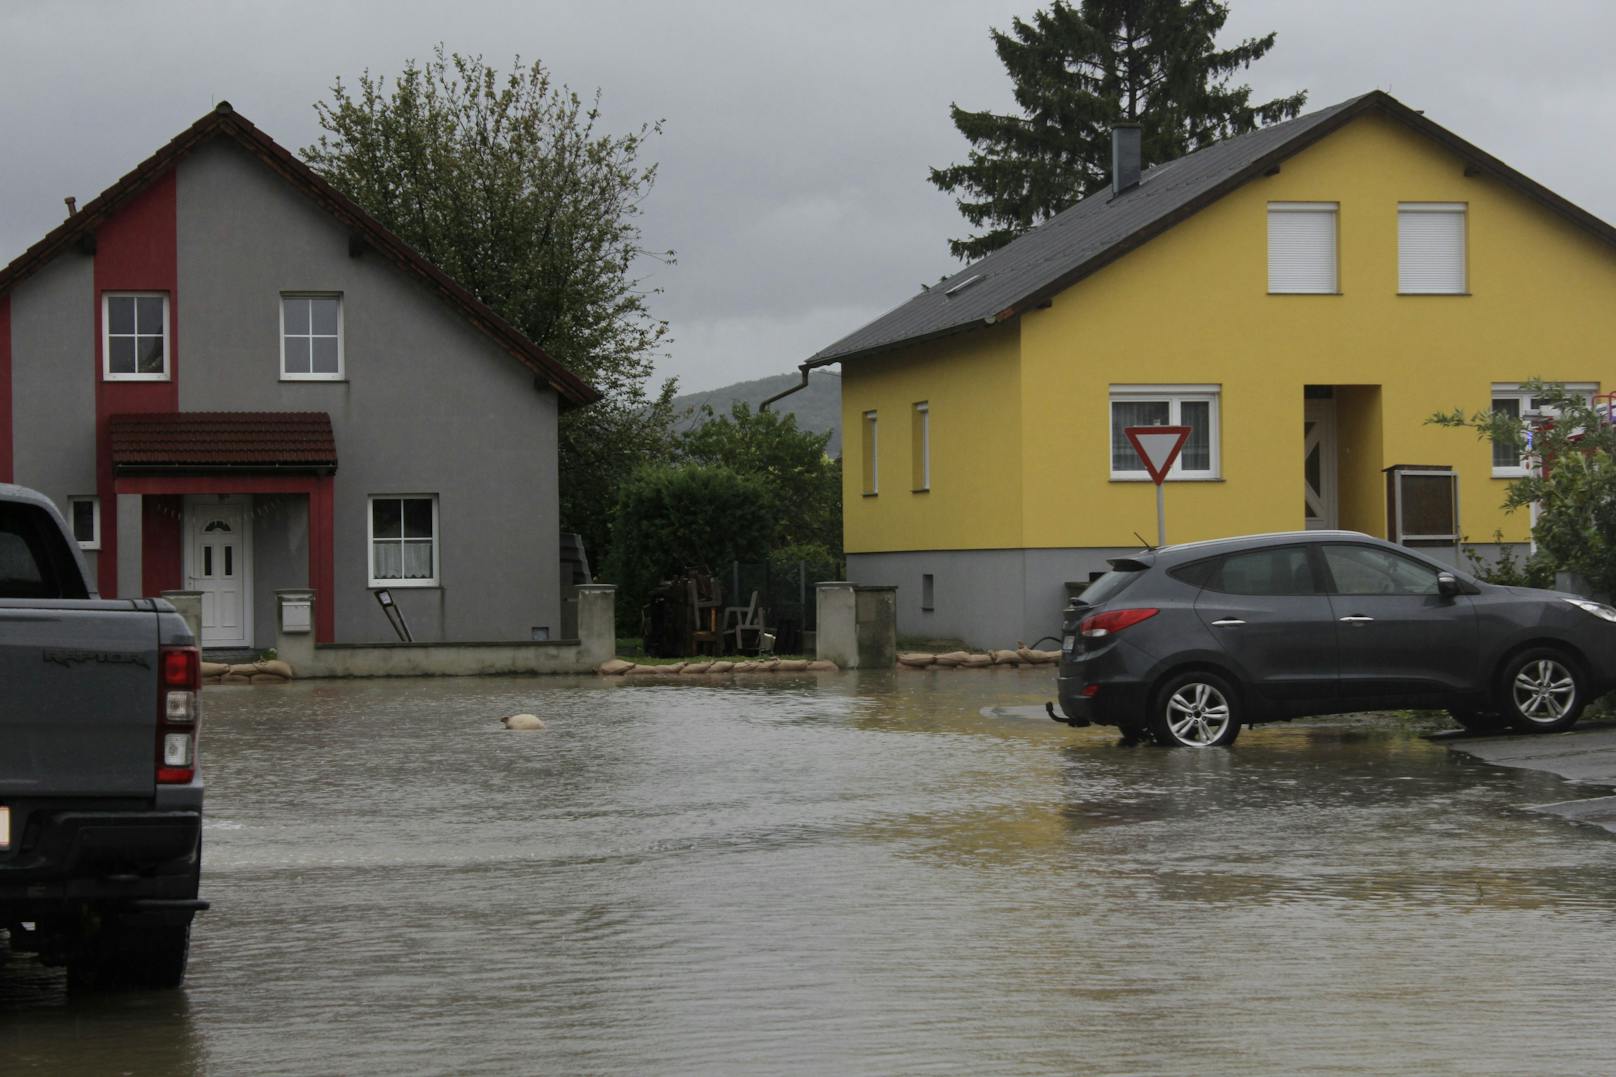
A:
[805, 92, 1616, 647]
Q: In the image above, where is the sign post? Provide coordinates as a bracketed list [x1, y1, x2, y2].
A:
[1124, 426, 1192, 546]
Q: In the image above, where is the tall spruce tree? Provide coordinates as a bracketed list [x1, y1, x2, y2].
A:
[930, 0, 1306, 260]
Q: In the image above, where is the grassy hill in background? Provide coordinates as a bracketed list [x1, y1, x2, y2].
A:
[672, 370, 843, 457]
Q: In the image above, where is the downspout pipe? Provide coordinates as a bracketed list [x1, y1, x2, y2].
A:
[760, 362, 814, 412]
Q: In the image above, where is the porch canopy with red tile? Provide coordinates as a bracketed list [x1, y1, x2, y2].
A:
[109, 411, 337, 641]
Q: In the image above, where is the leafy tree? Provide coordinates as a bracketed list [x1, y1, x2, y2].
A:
[304, 46, 676, 564]
[1431, 380, 1616, 597]
[601, 464, 773, 617]
[677, 403, 842, 556]
[930, 0, 1307, 260]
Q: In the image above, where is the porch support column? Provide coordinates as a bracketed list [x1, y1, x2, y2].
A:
[309, 476, 336, 643]
[115, 493, 143, 598]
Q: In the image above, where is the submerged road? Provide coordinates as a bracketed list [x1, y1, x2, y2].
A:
[5, 674, 1616, 1074]
[1439, 717, 1616, 833]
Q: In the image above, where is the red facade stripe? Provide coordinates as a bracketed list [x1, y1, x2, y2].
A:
[94, 170, 179, 597]
[0, 294, 11, 483]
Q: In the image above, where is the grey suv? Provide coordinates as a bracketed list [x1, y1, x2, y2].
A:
[1054, 531, 1616, 747]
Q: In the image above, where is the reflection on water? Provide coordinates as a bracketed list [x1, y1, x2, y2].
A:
[5, 669, 1615, 1074]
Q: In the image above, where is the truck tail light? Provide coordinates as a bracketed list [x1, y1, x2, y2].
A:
[157, 645, 202, 784]
[1079, 608, 1159, 638]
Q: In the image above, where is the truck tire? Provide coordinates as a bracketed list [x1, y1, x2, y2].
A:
[69, 918, 192, 991]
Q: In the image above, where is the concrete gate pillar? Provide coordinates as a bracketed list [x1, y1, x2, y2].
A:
[817, 583, 898, 669]
[575, 584, 617, 667]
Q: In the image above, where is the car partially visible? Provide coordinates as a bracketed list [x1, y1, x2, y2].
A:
[1054, 531, 1616, 747]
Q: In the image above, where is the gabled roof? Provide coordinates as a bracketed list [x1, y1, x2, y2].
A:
[108, 411, 337, 473]
[811, 91, 1616, 366]
[0, 104, 600, 409]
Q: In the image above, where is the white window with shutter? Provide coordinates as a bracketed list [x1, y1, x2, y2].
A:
[1399, 203, 1466, 294]
[1267, 202, 1338, 294]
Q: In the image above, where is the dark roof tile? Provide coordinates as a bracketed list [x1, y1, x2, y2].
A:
[109, 411, 337, 471]
[811, 91, 1616, 365]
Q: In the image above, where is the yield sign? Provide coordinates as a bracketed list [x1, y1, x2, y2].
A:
[1124, 426, 1191, 486]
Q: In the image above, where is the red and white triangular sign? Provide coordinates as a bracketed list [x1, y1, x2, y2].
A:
[1124, 426, 1191, 486]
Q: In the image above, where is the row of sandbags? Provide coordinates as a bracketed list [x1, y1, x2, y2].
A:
[897, 644, 1060, 669]
[598, 658, 840, 676]
[201, 659, 296, 685]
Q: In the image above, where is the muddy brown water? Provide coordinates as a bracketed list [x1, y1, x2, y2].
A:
[4, 669, 1615, 1075]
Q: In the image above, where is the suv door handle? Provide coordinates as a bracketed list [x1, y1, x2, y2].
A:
[1210, 618, 1246, 626]
[1338, 615, 1374, 624]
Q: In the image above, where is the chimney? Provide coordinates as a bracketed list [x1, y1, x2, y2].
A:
[1111, 124, 1142, 196]
[64, 196, 77, 217]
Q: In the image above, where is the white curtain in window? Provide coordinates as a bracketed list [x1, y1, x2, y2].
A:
[1112, 400, 1171, 471]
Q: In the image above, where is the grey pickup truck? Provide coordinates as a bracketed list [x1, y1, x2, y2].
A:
[1, 483, 206, 988]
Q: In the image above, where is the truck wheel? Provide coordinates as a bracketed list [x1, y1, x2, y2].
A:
[69, 919, 191, 990]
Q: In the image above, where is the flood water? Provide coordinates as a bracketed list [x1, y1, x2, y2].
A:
[5, 668, 1616, 1075]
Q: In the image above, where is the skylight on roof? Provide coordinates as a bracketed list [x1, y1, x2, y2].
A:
[944, 273, 985, 297]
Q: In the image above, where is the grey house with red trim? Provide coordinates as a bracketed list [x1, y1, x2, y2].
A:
[0, 103, 599, 648]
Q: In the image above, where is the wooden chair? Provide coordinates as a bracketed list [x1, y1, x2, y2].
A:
[688, 578, 722, 656]
[723, 590, 768, 654]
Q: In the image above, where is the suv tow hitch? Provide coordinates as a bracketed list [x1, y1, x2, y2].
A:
[1046, 701, 1091, 728]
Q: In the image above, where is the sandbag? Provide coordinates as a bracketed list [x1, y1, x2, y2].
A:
[990, 649, 1021, 665]
[200, 661, 231, 678]
[254, 659, 295, 679]
[807, 660, 839, 671]
[226, 663, 259, 678]
[622, 665, 664, 676]
[682, 661, 712, 674]
[897, 652, 935, 667]
[250, 673, 288, 685]
[597, 658, 635, 675]
[775, 659, 808, 672]
[960, 653, 993, 668]
[932, 650, 970, 667]
[707, 661, 735, 673]
[220, 672, 252, 685]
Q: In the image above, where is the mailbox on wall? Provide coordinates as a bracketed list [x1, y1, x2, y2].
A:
[1384, 465, 1459, 547]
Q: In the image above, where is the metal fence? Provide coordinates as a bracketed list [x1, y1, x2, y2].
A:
[726, 555, 844, 653]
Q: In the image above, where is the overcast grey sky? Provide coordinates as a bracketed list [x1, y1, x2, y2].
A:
[3, 1, 1613, 392]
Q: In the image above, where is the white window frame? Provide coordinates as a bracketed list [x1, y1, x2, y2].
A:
[1398, 202, 1467, 295]
[912, 401, 930, 492]
[1267, 202, 1339, 295]
[1490, 382, 1598, 478]
[68, 496, 100, 550]
[367, 494, 440, 588]
[280, 293, 345, 381]
[862, 410, 879, 496]
[1109, 384, 1222, 481]
[102, 292, 170, 381]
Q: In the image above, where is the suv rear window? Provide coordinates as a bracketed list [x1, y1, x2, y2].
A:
[1172, 546, 1319, 596]
[0, 502, 89, 599]
[1075, 562, 1145, 606]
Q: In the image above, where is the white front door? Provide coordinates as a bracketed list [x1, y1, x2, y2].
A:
[1303, 399, 1338, 530]
[186, 497, 252, 648]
